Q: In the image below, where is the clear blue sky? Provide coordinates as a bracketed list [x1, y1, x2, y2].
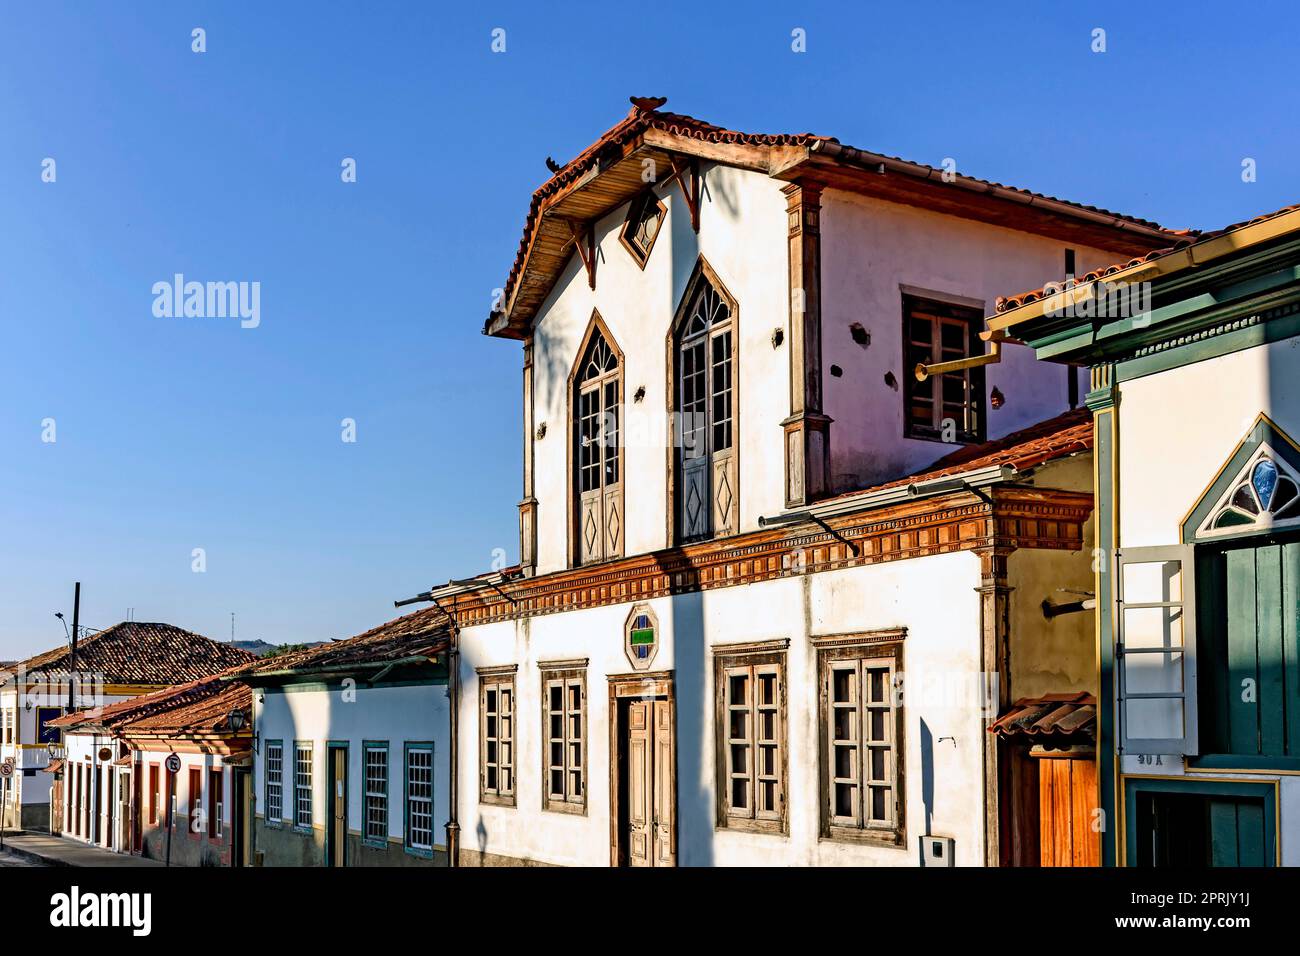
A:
[2, 1, 1296, 658]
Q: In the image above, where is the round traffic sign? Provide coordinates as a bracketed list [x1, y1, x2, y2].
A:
[165, 754, 182, 774]
[0, 760, 13, 777]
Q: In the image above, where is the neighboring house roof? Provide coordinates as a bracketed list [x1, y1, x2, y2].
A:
[820, 407, 1092, 505]
[988, 692, 1096, 747]
[50, 670, 250, 737]
[234, 605, 451, 681]
[1, 622, 253, 688]
[992, 202, 1300, 319]
[488, 97, 1188, 338]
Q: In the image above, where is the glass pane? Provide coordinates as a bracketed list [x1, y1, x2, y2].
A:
[1123, 606, 1185, 650]
[1126, 697, 1185, 744]
[1122, 560, 1183, 603]
[1124, 650, 1184, 695]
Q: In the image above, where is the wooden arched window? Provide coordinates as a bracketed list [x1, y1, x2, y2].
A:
[571, 314, 623, 565]
[671, 259, 738, 543]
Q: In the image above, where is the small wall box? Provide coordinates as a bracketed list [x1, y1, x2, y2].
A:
[919, 835, 954, 867]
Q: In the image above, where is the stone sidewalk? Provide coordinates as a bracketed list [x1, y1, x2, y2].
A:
[0, 832, 165, 867]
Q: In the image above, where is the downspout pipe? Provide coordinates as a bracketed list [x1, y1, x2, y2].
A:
[445, 631, 460, 868]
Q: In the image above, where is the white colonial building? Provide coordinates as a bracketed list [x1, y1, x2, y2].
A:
[414, 99, 1191, 866]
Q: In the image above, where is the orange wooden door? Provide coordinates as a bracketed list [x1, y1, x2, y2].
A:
[1038, 757, 1099, 866]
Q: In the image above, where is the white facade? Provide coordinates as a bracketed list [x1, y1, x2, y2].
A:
[527, 164, 1125, 575]
[458, 552, 996, 866]
[1116, 336, 1300, 864]
[252, 681, 451, 861]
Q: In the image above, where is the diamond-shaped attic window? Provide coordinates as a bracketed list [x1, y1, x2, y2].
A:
[620, 191, 666, 268]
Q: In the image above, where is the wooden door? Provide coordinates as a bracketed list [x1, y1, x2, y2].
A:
[233, 771, 252, 867]
[623, 698, 675, 867]
[626, 701, 653, 867]
[652, 700, 675, 866]
[1038, 757, 1099, 866]
[328, 747, 347, 867]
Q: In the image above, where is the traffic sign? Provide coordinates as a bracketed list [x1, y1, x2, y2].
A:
[0, 760, 13, 778]
[165, 754, 182, 774]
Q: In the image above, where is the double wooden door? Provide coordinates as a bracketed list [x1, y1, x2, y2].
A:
[625, 699, 674, 867]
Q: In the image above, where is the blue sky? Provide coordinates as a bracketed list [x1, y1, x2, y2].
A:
[1, 1, 1296, 658]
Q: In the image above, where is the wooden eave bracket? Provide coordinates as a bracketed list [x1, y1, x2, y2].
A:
[559, 218, 598, 290]
[663, 156, 701, 233]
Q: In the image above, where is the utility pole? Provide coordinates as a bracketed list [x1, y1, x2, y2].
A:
[68, 582, 80, 712]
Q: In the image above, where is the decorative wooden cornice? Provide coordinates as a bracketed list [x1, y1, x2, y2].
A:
[448, 486, 1092, 628]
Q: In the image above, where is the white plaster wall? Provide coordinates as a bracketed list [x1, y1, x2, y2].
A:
[529, 163, 791, 574]
[820, 190, 1117, 489]
[457, 550, 989, 867]
[1116, 336, 1300, 840]
[253, 683, 450, 849]
[1118, 339, 1300, 547]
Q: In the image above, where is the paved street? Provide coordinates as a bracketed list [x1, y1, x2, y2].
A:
[0, 847, 46, 866]
[0, 833, 163, 867]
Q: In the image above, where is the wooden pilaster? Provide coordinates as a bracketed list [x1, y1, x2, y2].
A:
[781, 181, 832, 506]
[518, 338, 538, 576]
[975, 545, 1015, 867]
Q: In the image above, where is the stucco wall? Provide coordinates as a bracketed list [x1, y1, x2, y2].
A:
[529, 163, 789, 574]
[252, 681, 450, 866]
[457, 551, 992, 867]
[820, 190, 1117, 490]
[1115, 334, 1300, 862]
[1007, 454, 1098, 700]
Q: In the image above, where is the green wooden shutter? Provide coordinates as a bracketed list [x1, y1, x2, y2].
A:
[1117, 545, 1198, 755]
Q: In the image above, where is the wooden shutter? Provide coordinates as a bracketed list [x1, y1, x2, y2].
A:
[1117, 545, 1198, 755]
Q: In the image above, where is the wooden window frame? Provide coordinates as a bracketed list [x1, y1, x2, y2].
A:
[187, 767, 202, 836]
[478, 665, 517, 807]
[208, 767, 223, 840]
[264, 739, 283, 827]
[362, 740, 389, 848]
[292, 740, 313, 833]
[540, 660, 588, 815]
[815, 631, 906, 847]
[901, 293, 986, 445]
[149, 764, 160, 826]
[619, 190, 667, 269]
[567, 310, 625, 568]
[666, 256, 740, 546]
[403, 741, 435, 858]
[713, 639, 789, 835]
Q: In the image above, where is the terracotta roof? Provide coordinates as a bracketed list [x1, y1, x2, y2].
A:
[988, 692, 1096, 746]
[50, 669, 250, 736]
[493, 98, 1184, 334]
[995, 202, 1300, 313]
[236, 605, 450, 679]
[821, 407, 1092, 504]
[2, 622, 253, 688]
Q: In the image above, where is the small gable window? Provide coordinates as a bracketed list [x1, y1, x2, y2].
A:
[620, 191, 666, 268]
[1200, 448, 1300, 538]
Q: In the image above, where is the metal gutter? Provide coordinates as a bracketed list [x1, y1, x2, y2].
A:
[758, 463, 1016, 528]
[985, 206, 1300, 335]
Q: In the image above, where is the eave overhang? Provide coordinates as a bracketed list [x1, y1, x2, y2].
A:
[985, 210, 1300, 364]
[485, 102, 1182, 341]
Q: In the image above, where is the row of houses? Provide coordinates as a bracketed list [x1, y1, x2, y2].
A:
[7, 98, 1299, 867]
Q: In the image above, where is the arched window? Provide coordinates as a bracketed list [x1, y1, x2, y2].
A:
[673, 261, 738, 542]
[572, 317, 623, 565]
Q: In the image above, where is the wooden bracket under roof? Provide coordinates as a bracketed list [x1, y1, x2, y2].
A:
[663, 155, 701, 233]
[560, 218, 598, 290]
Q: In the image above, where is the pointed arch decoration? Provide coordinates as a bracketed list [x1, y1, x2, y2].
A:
[568, 310, 624, 566]
[1183, 414, 1300, 542]
[665, 256, 739, 545]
